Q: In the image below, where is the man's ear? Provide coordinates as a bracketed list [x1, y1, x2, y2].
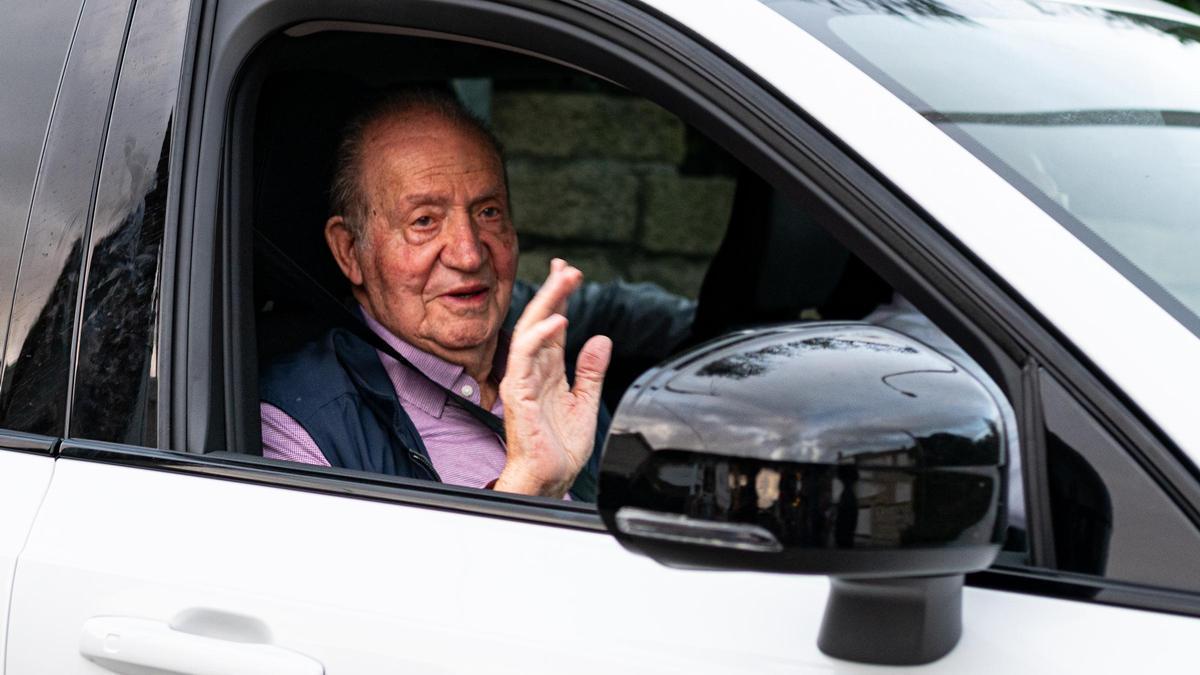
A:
[325, 215, 365, 286]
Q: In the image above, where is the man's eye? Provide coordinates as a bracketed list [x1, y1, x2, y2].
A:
[413, 215, 435, 228]
[480, 206, 501, 218]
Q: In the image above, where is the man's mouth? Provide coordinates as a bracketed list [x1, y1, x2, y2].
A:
[442, 283, 490, 303]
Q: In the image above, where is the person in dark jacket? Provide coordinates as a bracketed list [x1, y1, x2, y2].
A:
[260, 90, 692, 500]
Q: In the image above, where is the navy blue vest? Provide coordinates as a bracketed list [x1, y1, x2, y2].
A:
[260, 326, 604, 500]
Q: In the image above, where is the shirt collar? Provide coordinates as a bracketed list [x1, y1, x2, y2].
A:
[359, 306, 507, 418]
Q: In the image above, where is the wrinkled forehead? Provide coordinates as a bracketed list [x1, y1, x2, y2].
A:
[360, 111, 505, 199]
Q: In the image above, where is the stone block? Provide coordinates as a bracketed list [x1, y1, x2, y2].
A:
[628, 256, 709, 300]
[517, 247, 623, 286]
[641, 174, 736, 255]
[493, 92, 686, 164]
[508, 159, 638, 242]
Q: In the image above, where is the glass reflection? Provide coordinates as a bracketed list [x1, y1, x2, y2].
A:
[697, 336, 918, 380]
[0, 0, 135, 436]
[71, 0, 189, 444]
[629, 450, 998, 549]
[72, 130, 169, 443]
[766, 0, 1200, 329]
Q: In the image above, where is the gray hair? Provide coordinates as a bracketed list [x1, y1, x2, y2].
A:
[328, 88, 508, 241]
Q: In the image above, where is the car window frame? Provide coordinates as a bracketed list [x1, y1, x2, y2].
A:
[178, 0, 1028, 520]
[54, 0, 1200, 617]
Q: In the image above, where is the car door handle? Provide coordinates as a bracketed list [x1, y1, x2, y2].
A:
[80, 616, 324, 675]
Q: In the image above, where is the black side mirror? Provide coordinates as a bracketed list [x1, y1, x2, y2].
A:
[597, 323, 1007, 665]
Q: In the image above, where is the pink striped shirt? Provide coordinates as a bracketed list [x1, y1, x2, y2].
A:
[260, 310, 510, 489]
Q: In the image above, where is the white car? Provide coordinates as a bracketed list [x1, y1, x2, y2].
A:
[1, 0, 1198, 672]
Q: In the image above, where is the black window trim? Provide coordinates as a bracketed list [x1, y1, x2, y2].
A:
[155, 0, 209, 453]
[970, 563, 1200, 619]
[0, 429, 59, 456]
[61, 0, 1196, 614]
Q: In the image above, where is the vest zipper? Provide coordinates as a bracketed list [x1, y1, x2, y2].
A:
[408, 450, 441, 482]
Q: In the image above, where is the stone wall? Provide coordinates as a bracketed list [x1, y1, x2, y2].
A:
[491, 91, 737, 298]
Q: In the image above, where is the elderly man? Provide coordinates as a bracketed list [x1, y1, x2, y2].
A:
[259, 91, 691, 500]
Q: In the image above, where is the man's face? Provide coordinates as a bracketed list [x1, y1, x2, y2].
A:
[342, 112, 517, 363]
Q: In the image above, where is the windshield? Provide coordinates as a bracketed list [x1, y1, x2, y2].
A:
[764, 0, 1200, 332]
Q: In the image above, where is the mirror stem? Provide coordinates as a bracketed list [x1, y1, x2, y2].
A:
[818, 574, 963, 665]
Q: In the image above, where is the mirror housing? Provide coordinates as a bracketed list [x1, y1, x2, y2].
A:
[597, 323, 1008, 664]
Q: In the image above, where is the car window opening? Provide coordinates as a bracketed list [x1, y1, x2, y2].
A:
[234, 26, 1029, 552]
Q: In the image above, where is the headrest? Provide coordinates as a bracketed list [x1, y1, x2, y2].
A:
[690, 168, 891, 345]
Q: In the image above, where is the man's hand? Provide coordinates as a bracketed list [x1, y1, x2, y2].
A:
[495, 259, 612, 498]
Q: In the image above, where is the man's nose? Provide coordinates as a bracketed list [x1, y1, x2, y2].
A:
[439, 208, 486, 271]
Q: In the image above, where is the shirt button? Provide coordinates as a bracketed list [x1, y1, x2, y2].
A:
[460, 385, 474, 397]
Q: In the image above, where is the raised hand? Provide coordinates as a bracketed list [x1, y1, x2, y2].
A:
[494, 259, 612, 498]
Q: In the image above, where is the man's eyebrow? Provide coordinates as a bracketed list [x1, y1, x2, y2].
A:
[402, 193, 451, 207]
[400, 187, 505, 208]
[469, 187, 506, 206]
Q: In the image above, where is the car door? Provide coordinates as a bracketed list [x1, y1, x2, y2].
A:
[7, 0, 1200, 674]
